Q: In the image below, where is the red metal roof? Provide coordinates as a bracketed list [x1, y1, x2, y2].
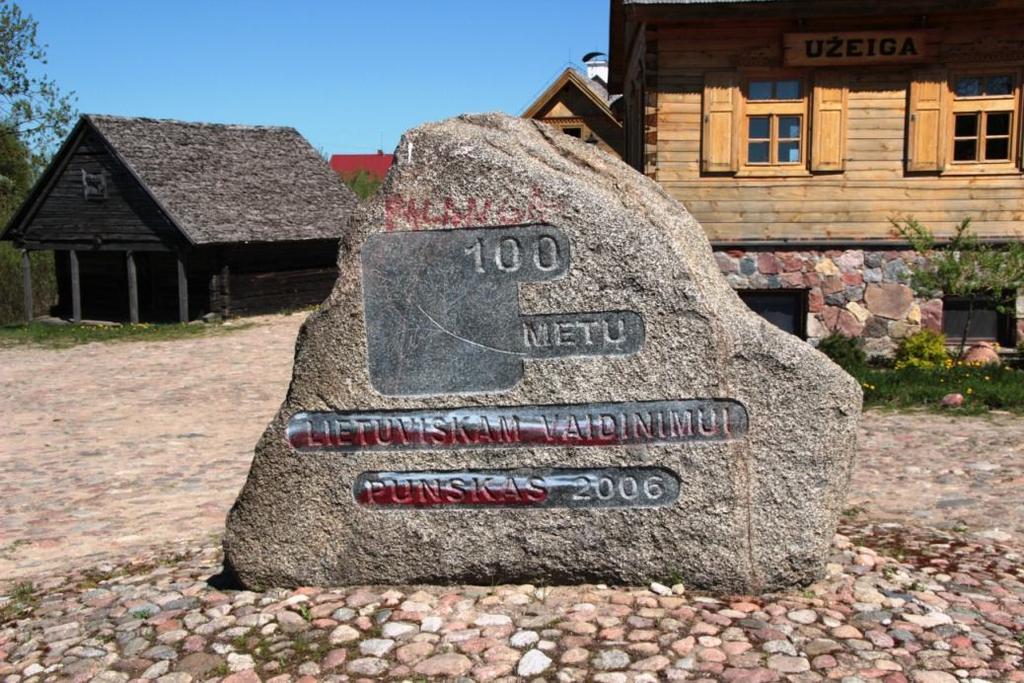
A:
[329, 151, 394, 180]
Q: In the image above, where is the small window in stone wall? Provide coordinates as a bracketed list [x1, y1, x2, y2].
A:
[739, 289, 808, 339]
[941, 295, 1016, 346]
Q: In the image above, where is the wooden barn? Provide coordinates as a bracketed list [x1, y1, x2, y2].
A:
[608, 0, 1024, 354]
[1, 115, 357, 323]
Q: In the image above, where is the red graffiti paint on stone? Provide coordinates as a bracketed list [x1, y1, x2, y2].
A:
[384, 186, 563, 231]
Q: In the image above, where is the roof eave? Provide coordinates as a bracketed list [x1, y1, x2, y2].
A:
[523, 68, 621, 125]
[0, 118, 89, 244]
[622, 0, 1009, 20]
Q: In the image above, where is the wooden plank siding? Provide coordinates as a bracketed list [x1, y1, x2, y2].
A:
[18, 127, 182, 250]
[639, 9, 1024, 243]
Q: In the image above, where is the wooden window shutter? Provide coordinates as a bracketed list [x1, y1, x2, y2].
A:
[907, 70, 947, 172]
[702, 71, 739, 173]
[811, 73, 847, 172]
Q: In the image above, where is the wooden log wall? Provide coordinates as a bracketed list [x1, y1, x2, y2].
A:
[206, 241, 339, 318]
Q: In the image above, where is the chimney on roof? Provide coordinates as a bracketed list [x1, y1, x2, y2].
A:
[582, 51, 609, 85]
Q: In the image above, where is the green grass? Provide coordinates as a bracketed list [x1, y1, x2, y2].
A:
[0, 582, 38, 624]
[851, 361, 1024, 414]
[0, 320, 254, 349]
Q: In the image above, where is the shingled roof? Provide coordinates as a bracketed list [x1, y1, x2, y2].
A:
[3, 114, 358, 246]
[90, 115, 358, 244]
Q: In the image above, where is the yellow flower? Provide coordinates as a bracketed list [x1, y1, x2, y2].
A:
[984, 376, 991, 381]
[966, 387, 974, 394]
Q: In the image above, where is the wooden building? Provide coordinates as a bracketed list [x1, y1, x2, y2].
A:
[609, 0, 1024, 353]
[2, 115, 356, 323]
[524, 58, 625, 158]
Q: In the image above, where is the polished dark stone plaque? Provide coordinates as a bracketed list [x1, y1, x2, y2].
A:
[288, 399, 747, 452]
[361, 225, 644, 396]
[354, 467, 680, 510]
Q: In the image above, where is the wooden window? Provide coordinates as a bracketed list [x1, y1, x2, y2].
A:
[549, 122, 589, 140]
[948, 71, 1019, 171]
[739, 75, 808, 174]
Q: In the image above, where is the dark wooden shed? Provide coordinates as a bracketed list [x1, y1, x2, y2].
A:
[1, 114, 357, 323]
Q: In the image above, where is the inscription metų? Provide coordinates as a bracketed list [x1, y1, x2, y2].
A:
[287, 399, 746, 452]
[361, 224, 645, 396]
[354, 467, 680, 510]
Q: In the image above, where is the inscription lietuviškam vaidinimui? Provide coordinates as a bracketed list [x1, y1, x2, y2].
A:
[361, 225, 644, 396]
[287, 399, 747, 452]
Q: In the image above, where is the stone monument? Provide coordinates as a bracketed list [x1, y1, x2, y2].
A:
[224, 113, 861, 593]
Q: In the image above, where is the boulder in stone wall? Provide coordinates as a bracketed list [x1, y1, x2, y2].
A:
[864, 283, 914, 320]
[920, 298, 944, 332]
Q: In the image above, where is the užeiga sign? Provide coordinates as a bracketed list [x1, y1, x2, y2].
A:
[783, 31, 934, 67]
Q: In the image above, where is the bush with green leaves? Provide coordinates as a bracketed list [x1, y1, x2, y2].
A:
[894, 329, 949, 370]
[893, 217, 1024, 357]
[816, 333, 866, 372]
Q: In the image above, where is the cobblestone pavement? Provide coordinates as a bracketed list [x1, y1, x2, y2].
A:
[2, 316, 1024, 680]
[0, 524, 1021, 683]
[2, 313, 1023, 582]
[847, 410, 1024, 543]
[0, 314, 306, 581]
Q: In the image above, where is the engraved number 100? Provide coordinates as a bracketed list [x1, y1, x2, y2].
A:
[572, 475, 665, 502]
[465, 235, 561, 274]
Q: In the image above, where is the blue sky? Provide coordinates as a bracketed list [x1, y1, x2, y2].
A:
[21, 1, 610, 155]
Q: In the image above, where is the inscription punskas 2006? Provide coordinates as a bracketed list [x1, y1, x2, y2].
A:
[287, 399, 747, 452]
[361, 224, 645, 396]
[353, 467, 681, 510]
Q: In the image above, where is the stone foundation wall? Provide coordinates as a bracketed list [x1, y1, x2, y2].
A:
[714, 248, 991, 357]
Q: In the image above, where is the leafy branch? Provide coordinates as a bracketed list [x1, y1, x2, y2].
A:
[892, 217, 1024, 358]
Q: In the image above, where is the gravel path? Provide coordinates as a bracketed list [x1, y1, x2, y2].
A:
[1, 313, 1022, 680]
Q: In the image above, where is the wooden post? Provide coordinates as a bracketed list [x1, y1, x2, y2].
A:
[69, 249, 82, 323]
[220, 263, 230, 318]
[126, 251, 139, 324]
[21, 249, 33, 323]
[177, 253, 189, 323]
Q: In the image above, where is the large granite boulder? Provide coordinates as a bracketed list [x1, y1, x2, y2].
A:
[224, 113, 861, 593]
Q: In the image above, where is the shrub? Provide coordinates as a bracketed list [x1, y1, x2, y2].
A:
[895, 329, 948, 370]
[816, 333, 866, 371]
[0, 243, 57, 325]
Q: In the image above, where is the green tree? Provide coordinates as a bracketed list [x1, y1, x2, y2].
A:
[0, 125, 55, 323]
[894, 217, 1024, 358]
[0, 0, 72, 323]
[0, 123, 32, 213]
[0, 0, 76, 167]
[344, 170, 382, 200]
